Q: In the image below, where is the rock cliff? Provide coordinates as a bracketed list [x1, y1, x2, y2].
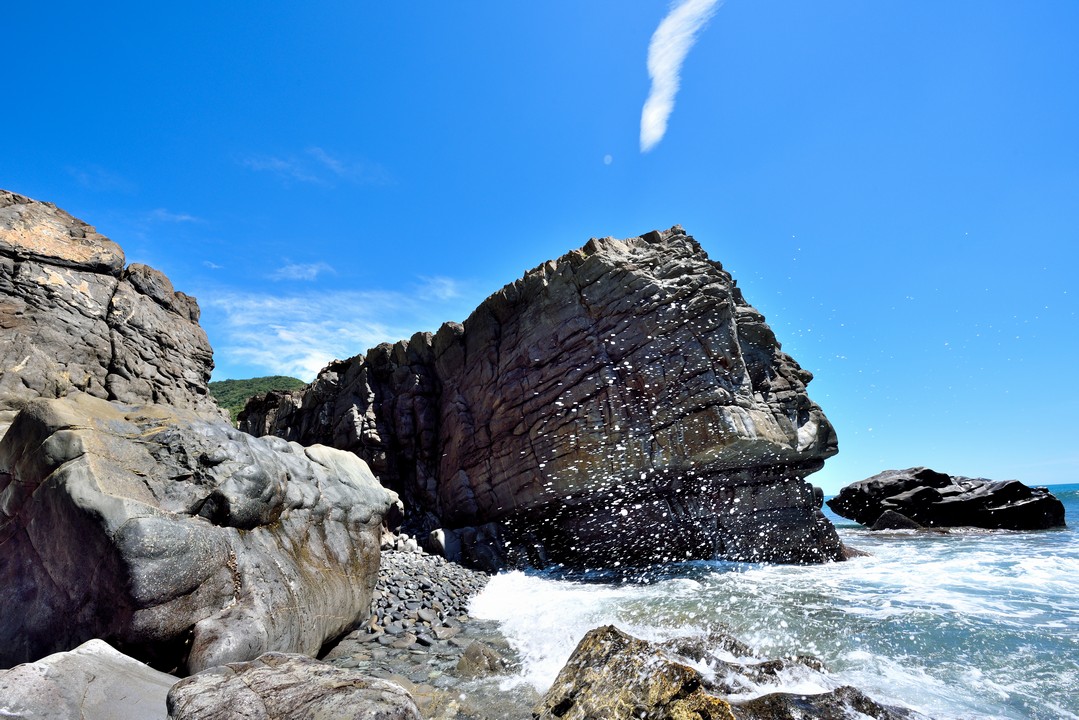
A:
[0, 190, 221, 437]
[0, 393, 397, 673]
[241, 227, 844, 567]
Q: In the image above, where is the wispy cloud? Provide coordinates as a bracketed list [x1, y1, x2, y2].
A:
[640, 0, 721, 152]
[202, 279, 474, 380]
[269, 261, 336, 282]
[65, 165, 137, 194]
[146, 208, 201, 223]
[239, 147, 391, 187]
[203, 260, 223, 270]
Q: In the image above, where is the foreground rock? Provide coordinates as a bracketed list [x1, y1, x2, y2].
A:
[828, 467, 1066, 530]
[0, 639, 177, 720]
[536, 625, 917, 720]
[167, 652, 422, 719]
[0, 190, 222, 437]
[0, 393, 397, 672]
[241, 226, 843, 568]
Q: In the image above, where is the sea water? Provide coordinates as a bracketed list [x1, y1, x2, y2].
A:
[470, 483, 1079, 719]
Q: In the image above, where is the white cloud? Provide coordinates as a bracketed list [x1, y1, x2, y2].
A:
[640, 0, 721, 152]
[270, 262, 335, 281]
[239, 148, 391, 186]
[146, 208, 201, 223]
[202, 280, 475, 381]
[203, 260, 223, 270]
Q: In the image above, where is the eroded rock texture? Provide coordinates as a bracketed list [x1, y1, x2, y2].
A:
[241, 227, 842, 567]
[0, 190, 221, 437]
[828, 467, 1066, 530]
[0, 393, 397, 673]
[167, 653, 422, 720]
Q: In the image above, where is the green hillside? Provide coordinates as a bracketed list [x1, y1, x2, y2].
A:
[209, 375, 306, 422]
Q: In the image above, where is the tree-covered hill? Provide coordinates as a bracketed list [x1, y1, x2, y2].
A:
[209, 375, 306, 422]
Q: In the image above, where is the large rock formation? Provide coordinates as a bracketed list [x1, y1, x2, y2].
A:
[241, 227, 843, 567]
[0, 190, 221, 437]
[0, 639, 178, 720]
[827, 467, 1066, 530]
[0, 393, 397, 673]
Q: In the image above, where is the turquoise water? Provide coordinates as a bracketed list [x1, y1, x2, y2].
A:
[471, 483, 1079, 719]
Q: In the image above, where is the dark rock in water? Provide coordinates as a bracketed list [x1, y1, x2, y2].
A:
[240, 227, 843, 568]
[828, 467, 1066, 530]
[731, 685, 916, 719]
[870, 509, 926, 531]
[166, 652, 422, 719]
[0, 639, 177, 720]
[453, 641, 506, 678]
[536, 625, 915, 720]
[0, 393, 397, 673]
[534, 625, 736, 720]
[0, 190, 222, 437]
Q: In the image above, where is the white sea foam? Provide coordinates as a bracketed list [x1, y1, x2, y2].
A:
[470, 486, 1079, 718]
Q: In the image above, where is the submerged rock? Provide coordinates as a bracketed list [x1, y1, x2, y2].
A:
[0, 639, 177, 720]
[828, 467, 1066, 530]
[0, 190, 222, 437]
[241, 227, 843, 568]
[166, 652, 422, 719]
[0, 393, 397, 673]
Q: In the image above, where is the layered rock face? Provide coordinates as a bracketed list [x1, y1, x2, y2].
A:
[0, 190, 221, 437]
[0, 393, 397, 673]
[241, 227, 843, 566]
[828, 467, 1066, 530]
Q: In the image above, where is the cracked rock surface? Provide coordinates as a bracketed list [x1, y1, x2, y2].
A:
[0, 190, 222, 438]
[0, 393, 397, 673]
[241, 227, 843, 567]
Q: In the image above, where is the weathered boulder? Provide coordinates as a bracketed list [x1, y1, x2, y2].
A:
[241, 227, 843, 567]
[0, 190, 221, 438]
[0, 639, 177, 720]
[535, 625, 914, 720]
[0, 393, 397, 673]
[166, 652, 422, 719]
[827, 467, 1066, 530]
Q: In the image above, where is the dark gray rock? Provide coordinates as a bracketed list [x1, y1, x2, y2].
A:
[730, 685, 916, 719]
[870, 509, 926, 531]
[828, 467, 1066, 530]
[166, 652, 422, 719]
[0, 393, 397, 672]
[0, 639, 177, 720]
[241, 227, 843, 568]
[0, 190, 222, 437]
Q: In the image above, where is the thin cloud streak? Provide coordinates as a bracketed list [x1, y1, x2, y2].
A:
[270, 261, 336, 281]
[203, 277, 472, 380]
[640, 0, 721, 152]
[239, 147, 392, 187]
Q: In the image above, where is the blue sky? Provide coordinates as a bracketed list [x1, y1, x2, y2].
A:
[4, 2, 1078, 493]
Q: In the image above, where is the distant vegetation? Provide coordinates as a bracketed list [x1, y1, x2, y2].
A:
[209, 375, 306, 422]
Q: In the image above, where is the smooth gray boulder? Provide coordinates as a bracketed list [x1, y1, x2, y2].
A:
[166, 652, 422, 720]
[241, 226, 843, 567]
[0, 639, 177, 720]
[0, 393, 397, 673]
[0, 189, 222, 438]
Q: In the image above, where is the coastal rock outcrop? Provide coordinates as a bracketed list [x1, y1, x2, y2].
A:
[167, 652, 422, 720]
[0, 639, 177, 720]
[827, 467, 1066, 530]
[535, 625, 915, 720]
[0, 393, 397, 673]
[240, 227, 843, 567]
[0, 190, 221, 438]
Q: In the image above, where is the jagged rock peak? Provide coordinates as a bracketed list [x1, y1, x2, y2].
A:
[241, 226, 843, 567]
[0, 189, 222, 434]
